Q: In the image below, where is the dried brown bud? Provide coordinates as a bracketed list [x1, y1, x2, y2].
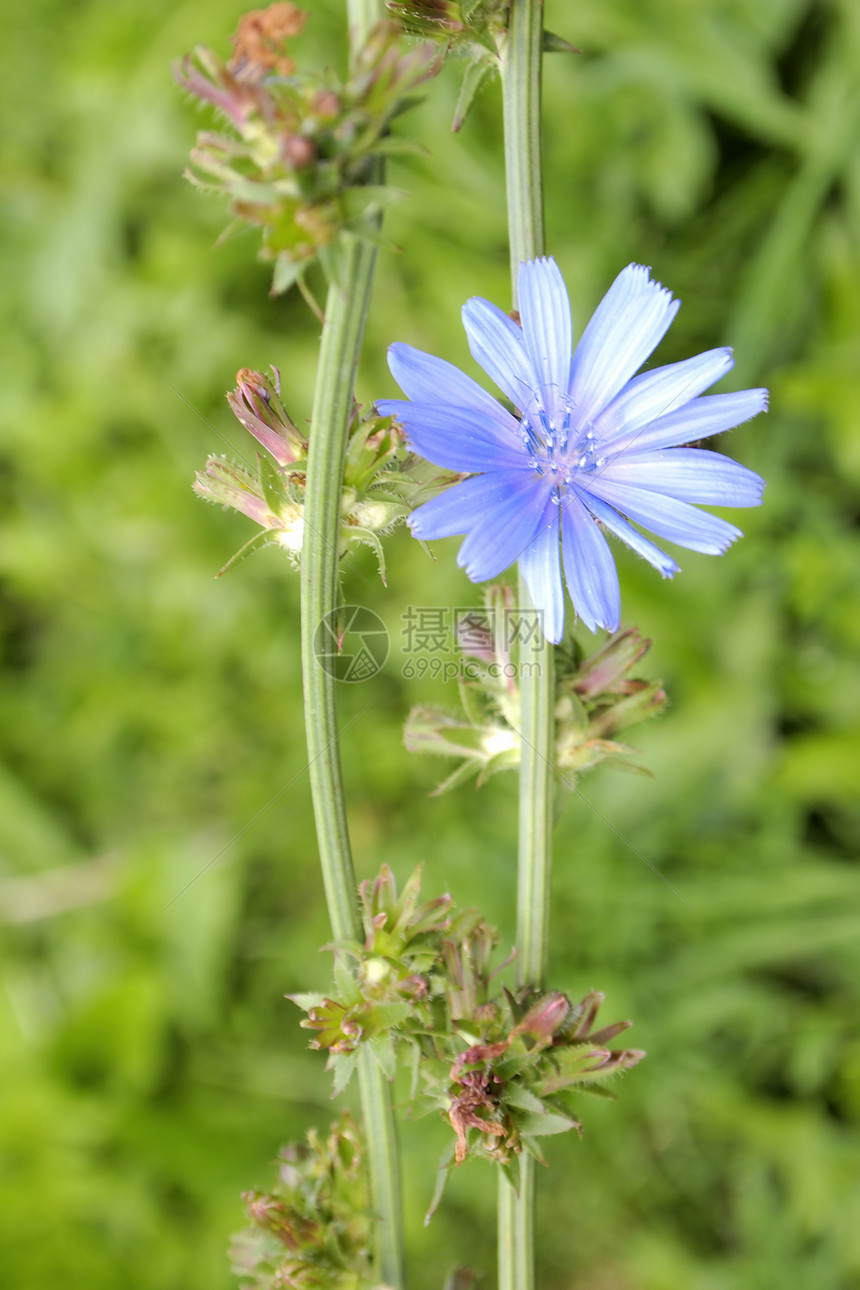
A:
[230, 3, 308, 80]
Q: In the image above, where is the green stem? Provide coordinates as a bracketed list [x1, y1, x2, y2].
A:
[299, 7, 404, 1279]
[498, 4, 552, 1290]
[348, 0, 379, 47]
[300, 0, 403, 1260]
[300, 245, 374, 949]
[501, 0, 545, 284]
[300, 237, 406, 1290]
[298, 7, 403, 1285]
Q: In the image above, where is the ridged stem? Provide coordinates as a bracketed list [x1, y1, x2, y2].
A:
[498, 4, 552, 1290]
[298, 8, 403, 1286]
[299, 236, 406, 1290]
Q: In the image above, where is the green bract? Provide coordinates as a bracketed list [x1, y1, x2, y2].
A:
[193, 369, 452, 580]
[404, 585, 667, 793]
[177, 12, 439, 293]
[290, 867, 644, 1208]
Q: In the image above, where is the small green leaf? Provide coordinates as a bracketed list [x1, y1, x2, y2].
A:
[333, 953, 363, 1006]
[428, 760, 481, 797]
[329, 1051, 359, 1097]
[543, 31, 581, 54]
[516, 1110, 578, 1137]
[499, 1153, 521, 1197]
[368, 1032, 397, 1080]
[371, 136, 429, 158]
[258, 453, 286, 516]
[372, 1001, 413, 1030]
[408, 1039, 421, 1102]
[562, 1083, 618, 1102]
[453, 59, 495, 133]
[521, 1136, 548, 1166]
[425, 1142, 456, 1226]
[503, 1085, 546, 1114]
[288, 992, 328, 1012]
[216, 530, 279, 577]
[318, 239, 346, 288]
[270, 253, 302, 296]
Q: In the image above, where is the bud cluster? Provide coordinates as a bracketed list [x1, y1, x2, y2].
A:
[404, 584, 667, 793]
[177, 5, 440, 292]
[290, 867, 643, 1205]
[229, 1113, 376, 1290]
[385, 0, 508, 50]
[194, 368, 452, 579]
[384, 2, 578, 130]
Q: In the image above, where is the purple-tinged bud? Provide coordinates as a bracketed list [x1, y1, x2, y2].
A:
[174, 51, 255, 128]
[312, 89, 340, 119]
[572, 627, 651, 699]
[193, 455, 279, 528]
[586, 1018, 633, 1046]
[227, 367, 305, 466]
[513, 991, 571, 1046]
[386, 0, 467, 38]
[283, 134, 316, 168]
[568, 989, 604, 1038]
[455, 609, 495, 662]
[587, 680, 667, 740]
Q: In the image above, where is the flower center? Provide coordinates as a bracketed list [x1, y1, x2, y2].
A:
[519, 390, 607, 505]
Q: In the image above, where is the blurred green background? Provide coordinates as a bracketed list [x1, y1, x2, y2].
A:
[2, 0, 859, 1286]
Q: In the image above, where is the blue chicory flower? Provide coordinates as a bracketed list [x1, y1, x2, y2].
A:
[377, 258, 767, 643]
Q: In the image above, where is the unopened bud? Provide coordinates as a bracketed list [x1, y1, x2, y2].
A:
[283, 134, 316, 168]
[227, 367, 306, 466]
[572, 627, 650, 699]
[312, 89, 340, 118]
[514, 992, 570, 1046]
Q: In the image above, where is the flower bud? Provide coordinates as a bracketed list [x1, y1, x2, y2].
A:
[229, 3, 308, 81]
[227, 367, 306, 466]
[513, 991, 571, 1046]
[571, 627, 651, 699]
[179, 13, 441, 292]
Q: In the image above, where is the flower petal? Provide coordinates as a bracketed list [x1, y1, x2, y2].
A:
[594, 348, 733, 447]
[569, 264, 680, 423]
[517, 257, 572, 405]
[583, 495, 680, 577]
[624, 389, 769, 453]
[409, 473, 518, 540]
[518, 501, 565, 644]
[455, 473, 553, 582]
[376, 401, 527, 472]
[585, 476, 743, 554]
[461, 296, 533, 409]
[560, 494, 621, 632]
[387, 343, 518, 434]
[599, 448, 765, 507]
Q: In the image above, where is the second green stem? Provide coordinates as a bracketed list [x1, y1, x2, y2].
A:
[499, 3, 554, 1289]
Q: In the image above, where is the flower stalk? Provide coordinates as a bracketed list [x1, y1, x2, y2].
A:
[296, 1, 405, 1283]
[500, 3, 550, 1288]
[299, 205, 407, 1290]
